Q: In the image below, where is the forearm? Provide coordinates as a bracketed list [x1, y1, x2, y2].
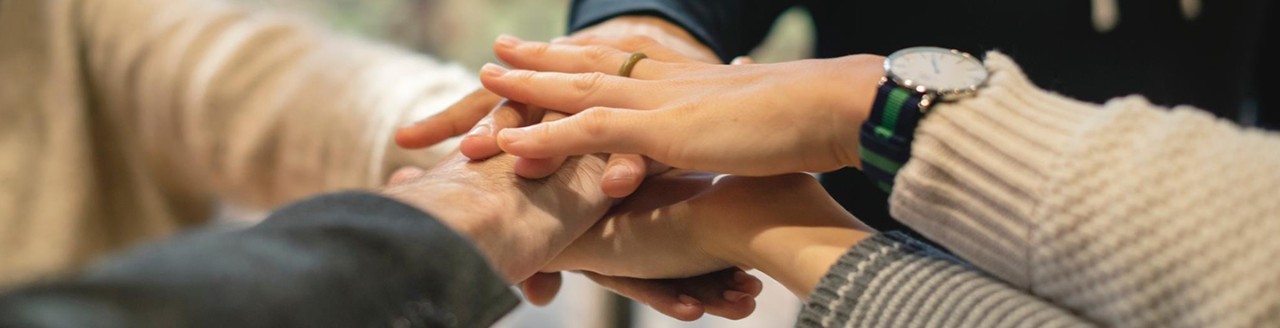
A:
[0, 193, 516, 328]
[77, 0, 472, 209]
[741, 225, 868, 300]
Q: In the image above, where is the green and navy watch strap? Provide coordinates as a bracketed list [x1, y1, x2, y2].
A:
[859, 81, 926, 192]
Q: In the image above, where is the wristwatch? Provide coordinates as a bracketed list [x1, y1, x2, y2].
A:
[859, 47, 989, 192]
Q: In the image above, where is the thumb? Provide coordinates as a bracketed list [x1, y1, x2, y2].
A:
[519, 272, 564, 306]
[497, 107, 650, 159]
[394, 88, 501, 149]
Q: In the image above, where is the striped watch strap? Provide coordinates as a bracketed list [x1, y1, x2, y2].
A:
[859, 81, 926, 192]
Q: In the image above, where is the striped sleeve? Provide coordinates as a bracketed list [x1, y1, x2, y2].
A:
[796, 232, 1094, 328]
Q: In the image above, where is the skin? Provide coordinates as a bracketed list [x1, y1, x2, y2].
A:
[393, 17, 765, 321]
[389, 91, 763, 320]
[385, 159, 765, 321]
[479, 38, 883, 177]
[545, 172, 874, 300]
[395, 16, 719, 198]
[379, 150, 612, 284]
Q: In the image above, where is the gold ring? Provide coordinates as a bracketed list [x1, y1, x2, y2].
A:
[618, 52, 648, 78]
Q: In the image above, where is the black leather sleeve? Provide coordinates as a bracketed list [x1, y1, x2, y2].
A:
[0, 192, 517, 328]
[568, 0, 798, 62]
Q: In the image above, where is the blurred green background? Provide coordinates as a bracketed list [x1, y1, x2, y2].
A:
[232, 0, 813, 70]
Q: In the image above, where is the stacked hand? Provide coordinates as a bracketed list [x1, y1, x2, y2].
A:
[390, 100, 767, 321]
[547, 172, 870, 299]
[393, 18, 881, 321]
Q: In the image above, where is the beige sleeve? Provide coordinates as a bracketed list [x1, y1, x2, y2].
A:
[891, 52, 1280, 326]
[74, 0, 473, 209]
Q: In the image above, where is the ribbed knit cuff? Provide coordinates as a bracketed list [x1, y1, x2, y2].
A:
[796, 232, 1094, 328]
[797, 232, 959, 327]
[889, 52, 1101, 288]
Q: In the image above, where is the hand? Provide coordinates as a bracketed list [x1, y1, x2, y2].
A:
[380, 150, 611, 284]
[480, 38, 885, 177]
[394, 15, 719, 198]
[384, 81, 757, 320]
[519, 269, 765, 321]
[545, 172, 873, 299]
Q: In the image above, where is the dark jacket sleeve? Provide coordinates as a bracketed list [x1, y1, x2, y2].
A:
[569, 0, 798, 62]
[0, 192, 517, 328]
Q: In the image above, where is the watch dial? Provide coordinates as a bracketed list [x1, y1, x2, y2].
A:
[887, 47, 988, 92]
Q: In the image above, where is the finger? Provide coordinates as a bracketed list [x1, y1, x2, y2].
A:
[459, 100, 545, 160]
[494, 35, 672, 80]
[519, 272, 563, 306]
[730, 56, 755, 65]
[513, 111, 569, 179]
[675, 269, 759, 320]
[601, 154, 646, 198]
[386, 166, 427, 185]
[497, 107, 651, 160]
[479, 64, 653, 113]
[732, 270, 765, 298]
[584, 269, 762, 321]
[582, 272, 706, 321]
[602, 155, 676, 198]
[395, 88, 503, 149]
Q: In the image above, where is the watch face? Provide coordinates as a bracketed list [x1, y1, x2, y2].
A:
[885, 47, 988, 95]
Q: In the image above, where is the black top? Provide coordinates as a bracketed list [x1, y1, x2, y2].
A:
[0, 193, 517, 328]
[570, 0, 1276, 242]
[570, 0, 1272, 119]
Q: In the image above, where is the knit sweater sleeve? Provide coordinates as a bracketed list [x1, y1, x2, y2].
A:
[796, 232, 1095, 328]
[74, 0, 471, 210]
[891, 52, 1280, 326]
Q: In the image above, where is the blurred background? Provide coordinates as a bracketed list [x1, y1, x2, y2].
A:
[230, 0, 814, 72]
[228, 0, 818, 327]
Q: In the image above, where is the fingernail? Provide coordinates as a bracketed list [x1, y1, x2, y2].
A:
[677, 294, 700, 306]
[480, 63, 509, 77]
[549, 36, 569, 44]
[732, 271, 752, 285]
[603, 163, 636, 182]
[467, 124, 492, 137]
[495, 34, 523, 48]
[723, 290, 750, 303]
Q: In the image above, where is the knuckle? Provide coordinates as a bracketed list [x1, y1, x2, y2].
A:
[624, 35, 658, 48]
[572, 72, 607, 95]
[583, 45, 614, 65]
[577, 108, 614, 139]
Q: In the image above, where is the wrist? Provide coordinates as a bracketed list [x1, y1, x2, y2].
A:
[820, 55, 884, 169]
[692, 176, 872, 298]
[740, 225, 870, 299]
[382, 180, 517, 281]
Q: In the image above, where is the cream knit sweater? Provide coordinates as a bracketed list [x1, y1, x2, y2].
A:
[866, 52, 1280, 327]
[0, 0, 470, 287]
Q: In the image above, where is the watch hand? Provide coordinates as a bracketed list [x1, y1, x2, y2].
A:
[931, 55, 941, 74]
